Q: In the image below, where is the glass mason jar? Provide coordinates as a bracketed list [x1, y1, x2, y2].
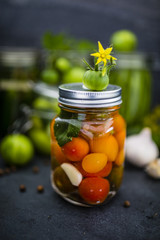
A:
[110, 53, 151, 130]
[0, 47, 41, 137]
[50, 83, 126, 206]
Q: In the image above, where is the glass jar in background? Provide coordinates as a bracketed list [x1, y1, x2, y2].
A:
[0, 47, 41, 80]
[50, 83, 126, 206]
[9, 82, 59, 156]
[0, 47, 41, 137]
[110, 53, 152, 131]
[20, 105, 54, 156]
[23, 82, 59, 156]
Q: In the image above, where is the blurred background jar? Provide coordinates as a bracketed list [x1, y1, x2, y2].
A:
[0, 47, 41, 137]
[8, 82, 59, 157]
[14, 82, 59, 156]
[110, 53, 152, 133]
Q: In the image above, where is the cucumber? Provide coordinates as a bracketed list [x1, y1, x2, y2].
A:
[110, 68, 151, 127]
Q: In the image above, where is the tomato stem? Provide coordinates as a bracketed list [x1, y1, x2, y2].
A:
[94, 57, 98, 71]
[82, 58, 94, 71]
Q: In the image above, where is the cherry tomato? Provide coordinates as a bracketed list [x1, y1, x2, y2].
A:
[79, 177, 110, 204]
[110, 30, 137, 52]
[62, 137, 89, 162]
[55, 57, 71, 72]
[74, 161, 112, 177]
[82, 153, 107, 173]
[83, 70, 109, 90]
[41, 69, 59, 84]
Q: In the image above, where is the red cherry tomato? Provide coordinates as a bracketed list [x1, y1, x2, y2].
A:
[79, 177, 110, 204]
[62, 137, 89, 162]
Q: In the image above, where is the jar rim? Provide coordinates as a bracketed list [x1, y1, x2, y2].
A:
[59, 83, 122, 108]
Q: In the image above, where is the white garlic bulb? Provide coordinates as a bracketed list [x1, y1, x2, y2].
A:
[125, 128, 159, 167]
[145, 159, 160, 179]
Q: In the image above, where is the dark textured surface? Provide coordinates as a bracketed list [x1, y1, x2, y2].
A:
[0, 156, 160, 240]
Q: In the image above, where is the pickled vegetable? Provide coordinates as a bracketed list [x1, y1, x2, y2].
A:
[114, 128, 126, 149]
[79, 177, 110, 204]
[51, 103, 125, 205]
[113, 114, 126, 133]
[61, 163, 82, 186]
[51, 140, 67, 164]
[90, 134, 119, 162]
[108, 165, 124, 191]
[53, 166, 76, 194]
[62, 137, 89, 162]
[82, 153, 108, 173]
[74, 161, 112, 178]
[115, 149, 125, 166]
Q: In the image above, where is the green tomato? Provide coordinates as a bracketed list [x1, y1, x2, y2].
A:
[53, 166, 76, 194]
[55, 57, 71, 72]
[33, 97, 60, 114]
[29, 129, 51, 155]
[83, 70, 109, 90]
[50, 100, 60, 114]
[32, 97, 52, 110]
[41, 69, 59, 84]
[110, 30, 138, 52]
[0, 134, 34, 166]
[63, 67, 85, 83]
[31, 116, 43, 129]
[107, 165, 124, 191]
[45, 123, 51, 137]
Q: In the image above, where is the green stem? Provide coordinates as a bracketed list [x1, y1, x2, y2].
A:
[94, 57, 98, 71]
[82, 58, 94, 70]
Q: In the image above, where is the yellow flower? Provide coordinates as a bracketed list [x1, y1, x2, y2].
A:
[91, 41, 117, 66]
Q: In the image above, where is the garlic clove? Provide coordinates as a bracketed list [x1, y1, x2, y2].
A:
[61, 163, 82, 186]
[145, 159, 160, 179]
[125, 128, 159, 167]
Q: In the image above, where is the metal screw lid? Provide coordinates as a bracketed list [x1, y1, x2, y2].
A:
[59, 83, 122, 108]
[31, 82, 58, 99]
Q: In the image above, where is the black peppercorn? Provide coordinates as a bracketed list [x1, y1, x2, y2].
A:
[32, 166, 39, 174]
[10, 166, 17, 172]
[0, 169, 4, 176]
[123, 200, 131, 208]
[5, 168, 10, 174]
[37, 185, 44, 193]
[19, 184, 26, 192]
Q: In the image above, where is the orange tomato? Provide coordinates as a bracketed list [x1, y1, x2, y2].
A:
[62, 137, 89, 162]
[90, 134, 119, 162]
[82, 153, 107, 173]
[115, 149, 125, 166]
[50, 118, 56, 140]
[113, 114, 126, 133]
[51, 140, 67, 164]
[114, 128, 126, 150]
[74, 161, 112, 178]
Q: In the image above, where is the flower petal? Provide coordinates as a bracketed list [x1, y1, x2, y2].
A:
[106, 55, 117, 60]
[96, 57, 103, 65]
[90, 52, 100, 57]
[104, 47, 113, 55]
[111, 56, 117, 60]
[98, 41, 104, 53]
[103, 58, 107, 66]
